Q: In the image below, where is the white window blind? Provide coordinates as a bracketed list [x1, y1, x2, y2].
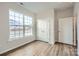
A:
[9, 10, 33, 39]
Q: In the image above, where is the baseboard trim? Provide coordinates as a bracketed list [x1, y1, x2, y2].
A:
[55, 42, 77, 47]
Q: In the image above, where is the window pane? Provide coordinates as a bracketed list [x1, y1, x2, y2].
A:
[9, 26, 15, 38]
[28, 28, 32, 35]
[15, 25, 19, 38]
[15, 12, 19, 17]
[19, 25, 23, 37]
[9, 10, 14, 16]
[14, 17, 20, 25]
[9, 15, 14, 20]
[9, 19, 15, 25]
[20, 14, 23, 18]
[25, 26, 32, 36]
[20, 31, 23, 37]
[29, 19, 32, 25]
[19, 18, 23, 25]
[10, 31, 14, 37]
[24, 16, 28, 19]
[15, 31, 19, 38]
[25, 26, 28, 36]
[29, 17, 32, 25]
[24, 16, 32, 36]
[28, 16, 32, 20]
[24, 16, 32, 25]
[24, 16, 28, 25]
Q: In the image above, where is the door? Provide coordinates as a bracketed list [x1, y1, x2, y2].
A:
[37, 19, 49, 42]
[59, 17, 73, 45]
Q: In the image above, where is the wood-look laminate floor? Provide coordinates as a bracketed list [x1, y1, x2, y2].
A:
[2, 40, 77, 56]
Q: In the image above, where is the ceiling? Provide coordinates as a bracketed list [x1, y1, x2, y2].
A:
[18, 2, 73, 13]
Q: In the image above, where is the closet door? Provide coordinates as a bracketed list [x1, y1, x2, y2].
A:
[59, 17, 73, 45]
[37, 19, 49, 42]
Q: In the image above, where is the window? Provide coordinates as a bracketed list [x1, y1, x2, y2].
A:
[9, 10, 33, 39]
[24, 16, 32, 36]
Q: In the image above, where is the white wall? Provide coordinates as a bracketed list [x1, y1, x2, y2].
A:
[0, 3, 36, 54]
[37, 8, 55, 45]
[56, 7, 73, 18]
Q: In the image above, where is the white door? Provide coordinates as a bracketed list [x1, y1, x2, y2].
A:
[37, 19, 49, 42]
[59, 17, 73, 45]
